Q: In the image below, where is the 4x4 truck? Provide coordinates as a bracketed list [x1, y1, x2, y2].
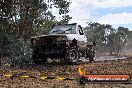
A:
[31, 23, 95, 64]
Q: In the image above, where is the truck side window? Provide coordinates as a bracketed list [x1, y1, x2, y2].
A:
[78, 25, 84, 35]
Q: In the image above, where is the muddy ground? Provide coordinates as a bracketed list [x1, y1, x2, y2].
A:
[0, 57, 132, 88]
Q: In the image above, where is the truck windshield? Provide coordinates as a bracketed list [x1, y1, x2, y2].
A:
[48, 24, 76, 34]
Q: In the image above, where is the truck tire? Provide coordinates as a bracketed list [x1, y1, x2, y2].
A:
[65, 47, 80, 64]
[89, 56, 95, 62]
[86, 49, 95, 62]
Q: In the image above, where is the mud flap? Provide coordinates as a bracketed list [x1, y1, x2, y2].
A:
[86, 49, 95, 62]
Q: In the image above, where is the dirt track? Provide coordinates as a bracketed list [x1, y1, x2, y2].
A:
[0, 57, 132, 88]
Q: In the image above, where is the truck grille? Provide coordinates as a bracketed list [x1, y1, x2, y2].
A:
[38, 41, 66, 55]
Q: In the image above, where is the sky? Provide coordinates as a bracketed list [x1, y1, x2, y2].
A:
[51, 0, 132, 30]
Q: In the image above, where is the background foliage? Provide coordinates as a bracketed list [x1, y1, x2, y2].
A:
[0, 0, 71, 65]
[84, 22, 132, 56]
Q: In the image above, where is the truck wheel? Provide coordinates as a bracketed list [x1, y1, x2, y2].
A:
[89, 54, 95, 62]
[86, 50, 95, 62]
[89, 57, 95, 62]
[65, 47, 80, 64]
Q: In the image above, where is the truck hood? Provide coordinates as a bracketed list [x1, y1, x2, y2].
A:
[31, 34, 66, 38]
[31, 33, 87, 42]
[31, 34, 77, 40]
[48, 34, 79, 41]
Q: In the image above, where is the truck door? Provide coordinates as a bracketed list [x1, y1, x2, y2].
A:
[77, 25, 87, 51]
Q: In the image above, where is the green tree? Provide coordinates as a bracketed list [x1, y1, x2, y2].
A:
[0, 0, 72, 65]
[84, 22, 114, 55]
[59, 15, 72, 24]
[107, 26, 129, 55]
[1, 0, 71, 38]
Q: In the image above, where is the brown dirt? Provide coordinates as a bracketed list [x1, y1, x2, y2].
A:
[0, 57, 132, 88]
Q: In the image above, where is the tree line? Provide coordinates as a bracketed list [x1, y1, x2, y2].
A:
[84, 22, 132, 56]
